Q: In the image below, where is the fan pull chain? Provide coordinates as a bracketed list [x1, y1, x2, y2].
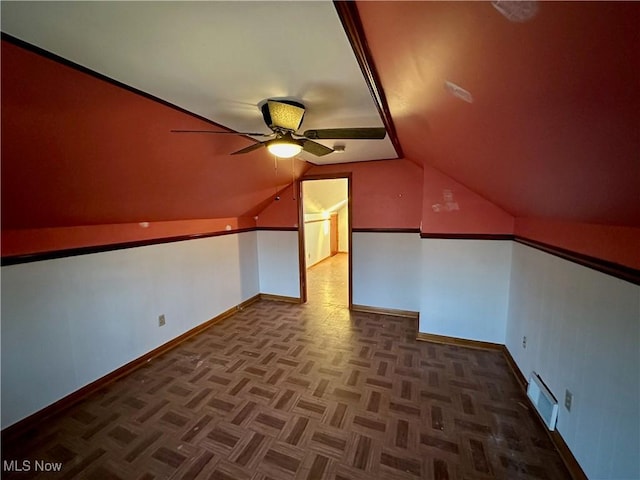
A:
[274, 154, 280, 201]
[291, 156, 296, 200]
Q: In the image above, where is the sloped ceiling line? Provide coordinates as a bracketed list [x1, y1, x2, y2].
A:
[0, 32, 253, 140]
[333, 1, 403, 158]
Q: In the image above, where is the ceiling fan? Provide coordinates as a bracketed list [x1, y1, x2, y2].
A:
[171, 99, 387, 158]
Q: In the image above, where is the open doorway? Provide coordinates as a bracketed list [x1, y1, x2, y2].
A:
[298, 175, 351, 308]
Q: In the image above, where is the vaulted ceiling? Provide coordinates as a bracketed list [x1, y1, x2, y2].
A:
[2, 1, 638, 230]
[302, 179, 348, 215]
[357, 1, 639, 227]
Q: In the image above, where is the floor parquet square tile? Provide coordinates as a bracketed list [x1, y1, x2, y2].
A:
[2, 254, 571, 479]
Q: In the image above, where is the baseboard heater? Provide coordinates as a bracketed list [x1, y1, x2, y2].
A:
[527, 371, 559, 430]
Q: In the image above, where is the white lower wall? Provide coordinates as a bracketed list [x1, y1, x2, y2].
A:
[419, 239, 512, 344]
[304, 219, 330, 268]
[5, 228, 636, 480]
[506, 242, 640, 480]
[338, 206, 348, 252]
[257, 230, 300, 298]
[0, 232, 259, 429]
[352, 232, 421, 311]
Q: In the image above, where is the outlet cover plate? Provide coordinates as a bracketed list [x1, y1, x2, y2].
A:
[564, 389, 572, 411]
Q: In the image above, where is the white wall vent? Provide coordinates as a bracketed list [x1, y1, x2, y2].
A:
[527, 372, 559, 430]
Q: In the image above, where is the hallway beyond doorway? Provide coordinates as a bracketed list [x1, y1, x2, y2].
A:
[306, 253, 348, 307]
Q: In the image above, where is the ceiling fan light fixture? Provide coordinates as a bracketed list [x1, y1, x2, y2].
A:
[267, 137, 303, 158]
[263, 100, 306, 131]
[172, 99, 387, 158]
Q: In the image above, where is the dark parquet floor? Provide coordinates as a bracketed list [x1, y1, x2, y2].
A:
[2, 254, 571, 479]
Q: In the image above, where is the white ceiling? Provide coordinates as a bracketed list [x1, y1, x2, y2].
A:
[1, 1, 398, 165]
[302, 178, 348, 214]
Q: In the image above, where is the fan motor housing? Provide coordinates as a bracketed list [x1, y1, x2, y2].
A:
[261, 99, 306, 131]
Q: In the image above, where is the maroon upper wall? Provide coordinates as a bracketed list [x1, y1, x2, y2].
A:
[515, 218, 640, 270]
[2, 29, 638, 271]
[257, 157, 514, 234]
[421, 164, 513, 234]
[257, 159, 423, 230]
[1, 40, 305, 231]
[357, 1, 640, 228]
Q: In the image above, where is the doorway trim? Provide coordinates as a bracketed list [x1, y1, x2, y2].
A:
[297, 173, 353, 309]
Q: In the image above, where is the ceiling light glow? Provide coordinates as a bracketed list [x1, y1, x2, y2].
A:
[267, 140, 302, 158]
[267, 133, 303, 158]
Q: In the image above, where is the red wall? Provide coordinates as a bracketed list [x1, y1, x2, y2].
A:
[421, 164, 513, 234]
[257, 157, 515, 235]
[3, 41, 635, 270]
[1, 39, 307, 256]
[515, 218, 640, 269]
[2, 217, 257, 257]
[258, 158, 423, 229]
[1, 40, 305, 253]
[256, 184, 301, 228]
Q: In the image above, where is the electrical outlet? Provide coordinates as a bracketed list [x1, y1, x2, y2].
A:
[564, 389, 573, 412]
[158, 314, 166, 327]
[522, 336, 527, 348]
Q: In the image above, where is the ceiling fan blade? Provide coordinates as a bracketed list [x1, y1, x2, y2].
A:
[301, 139, 334, 157]
[230, 142, 266, 155]
[303, 127, 387, 140]
[171, 129, 272, 137]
